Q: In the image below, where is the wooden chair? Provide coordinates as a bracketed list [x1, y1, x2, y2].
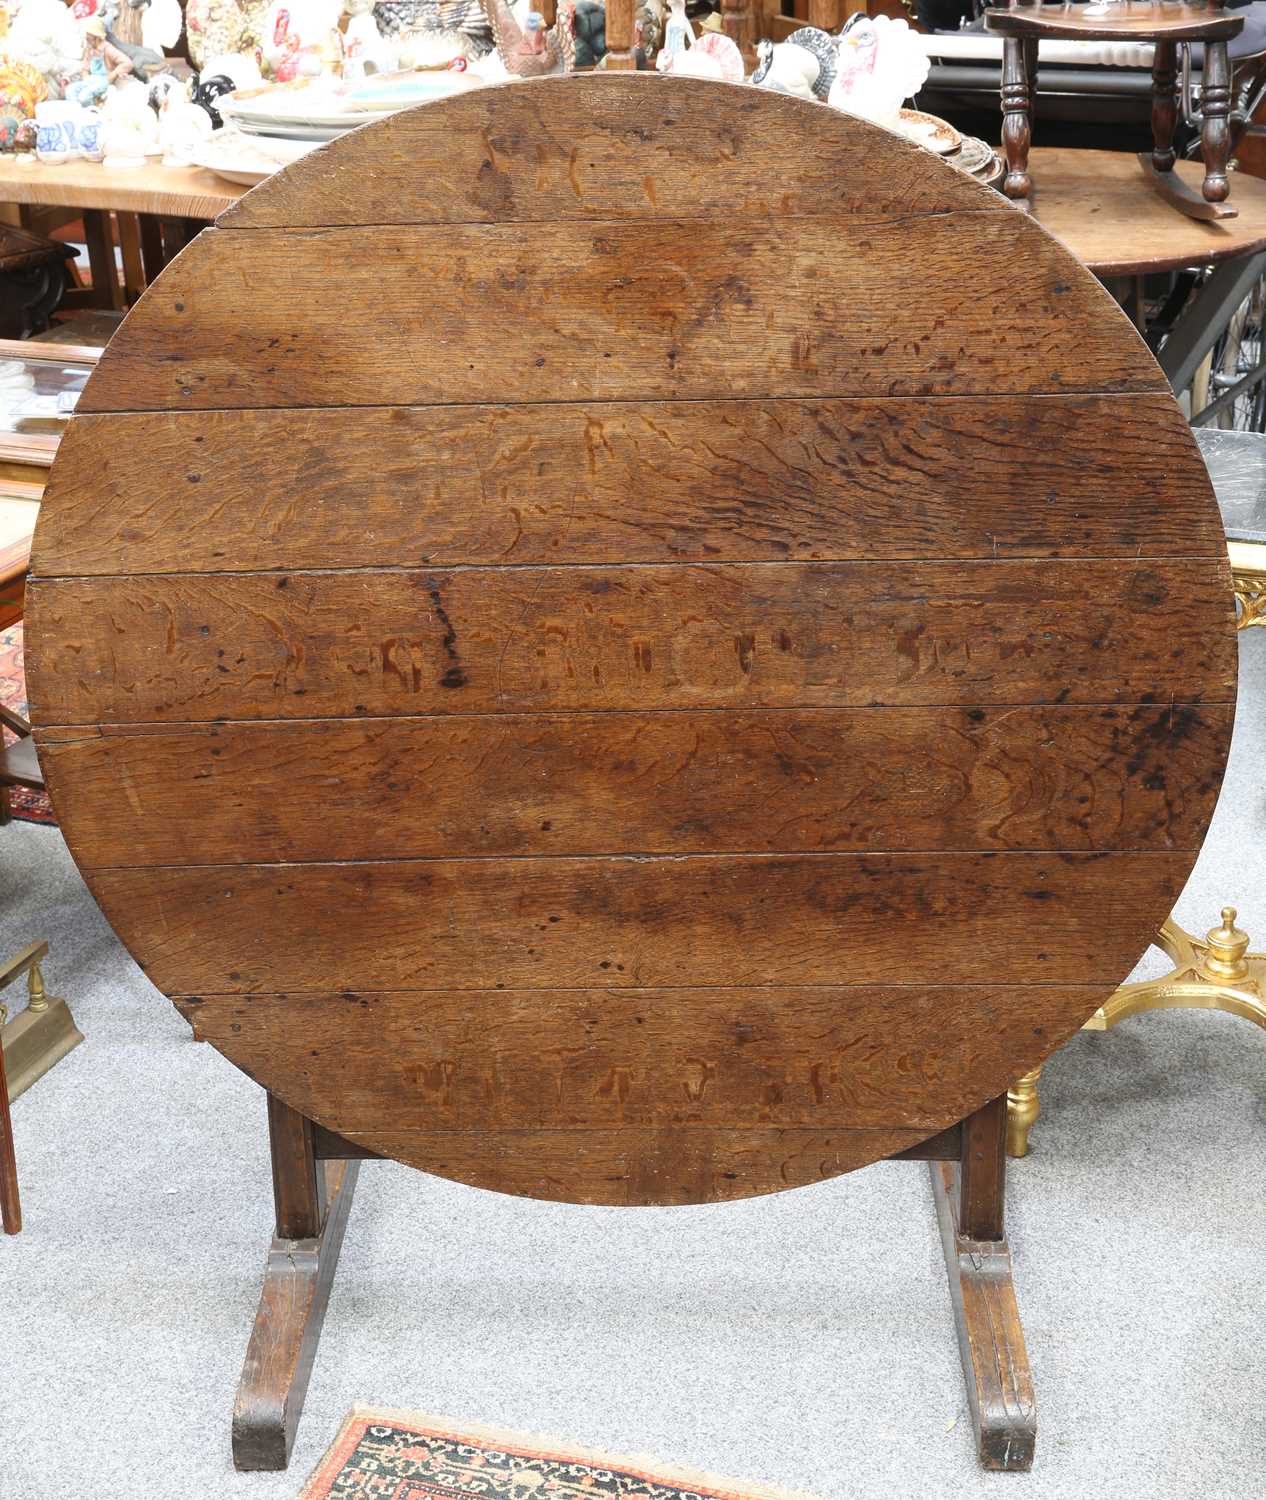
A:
[985, 1, 1244, 217]
[0, 703, 42, 827]
[25, 72, 1234, 1472]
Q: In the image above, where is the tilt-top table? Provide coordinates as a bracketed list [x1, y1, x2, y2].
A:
[24, 77, 1236, 1474]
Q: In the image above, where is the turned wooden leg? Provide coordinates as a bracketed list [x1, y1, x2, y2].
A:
[1151, 40, 1179, 173]
[1202, 41, 1232, 204]
[931, 1095, 1036, 1470]
[1006, 1065, 1042, 1159]
[232, 1093, 359, 1471]
[1001, 38, 1033, 201]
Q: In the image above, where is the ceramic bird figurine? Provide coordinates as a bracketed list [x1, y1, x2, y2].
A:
[373, 0, 493, 56]
[750, 38, 819, 101]
[827, 15, 930, 131]
[776, 24, 837, 99]
[481, 0, 574, 75]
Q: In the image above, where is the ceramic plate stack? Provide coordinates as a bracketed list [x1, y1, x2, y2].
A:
[198, 71, 484, 187]
[941, 133, 1005, 189]
[892, 109, 1002, 190]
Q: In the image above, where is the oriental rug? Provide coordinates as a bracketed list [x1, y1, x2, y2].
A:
[299, 1409, 819, 1500]
[0, 625, 53, 827]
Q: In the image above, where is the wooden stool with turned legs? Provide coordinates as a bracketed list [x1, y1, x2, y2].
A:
[986, 2, 1243, 219]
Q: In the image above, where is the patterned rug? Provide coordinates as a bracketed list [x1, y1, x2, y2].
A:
[299, 1410, 818, 1500]
[0, 624, 54, 826]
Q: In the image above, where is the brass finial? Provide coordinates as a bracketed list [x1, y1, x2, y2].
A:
[1201, 908, 1250, 984]
[26, 962, 47, 1014]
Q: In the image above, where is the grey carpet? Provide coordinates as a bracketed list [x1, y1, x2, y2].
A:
[1, 635, 1263, 1500]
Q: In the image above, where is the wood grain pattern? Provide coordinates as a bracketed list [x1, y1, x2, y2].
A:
[0, 156, 236, 218]
[176, 984, 1107, 1135]
[232, 1155, 358, 1469]
[987, 3, 1240, 40]
[37, 705, 1233, 868]
[1026, 147, 1266, 275]
[86, 851, 1194, 996]
[286, 1123, 936, 1204]
[220, 74, 992, 230]
[25, 560, 1237, 727]
[27, 77, 1236, 1203]
[932, 1157, 1036, 1469]
[33, 395, 1222, 578]
[76, 213, 1165, 415]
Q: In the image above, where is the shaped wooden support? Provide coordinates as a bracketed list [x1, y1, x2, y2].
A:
[232, 1095, 358, 1471]
[931, 1096, 1036, 1470]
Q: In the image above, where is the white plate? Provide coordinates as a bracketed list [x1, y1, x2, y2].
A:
[195, 132, 318, 187]
[222, 73, 481, 133]
[233, 119, 354, 141]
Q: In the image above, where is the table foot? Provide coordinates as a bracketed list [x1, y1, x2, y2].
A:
[931, 1158, 1036, 1470]
[232, 1158, 359, 1471]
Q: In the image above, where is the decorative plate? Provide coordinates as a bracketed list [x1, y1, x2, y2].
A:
[948, 135, 995, 176]
[898, 108, 962, 155]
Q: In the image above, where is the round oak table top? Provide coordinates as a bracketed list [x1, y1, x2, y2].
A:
[27, 77, 1236, 1207]
[1028, 147, 1266, 275]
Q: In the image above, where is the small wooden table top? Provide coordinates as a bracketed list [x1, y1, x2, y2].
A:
[0, 157, 238, 220]
[1029, 147, 1266, 274]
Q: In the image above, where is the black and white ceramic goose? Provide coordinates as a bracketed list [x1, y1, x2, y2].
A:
[782, 25, 839, 99]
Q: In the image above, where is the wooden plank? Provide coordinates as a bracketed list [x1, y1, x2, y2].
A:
[25, 559, 1237, 728]
[264, 1121, 950, 1205]
[37, 705, 1234, 868]
[83, 850, 1195, 995]
[175, 983, 1111, 1134]
[34, 394, 1223, 578]
[220, 74, 992, 231]
[75, 213, 1166, 414]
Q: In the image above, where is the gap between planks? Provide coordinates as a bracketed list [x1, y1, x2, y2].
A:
[66, 381, 1176, 418]
[27, 553, 1229, 584]
[74, 846, 1208, 874]
[206, 206, 993, 236]
[170, 982, 1140, 997]
[34, 700, 1238, 735]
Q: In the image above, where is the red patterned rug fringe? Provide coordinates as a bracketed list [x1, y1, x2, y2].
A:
[1, 624, 55, 826]
[299, 1408, 822, 1500]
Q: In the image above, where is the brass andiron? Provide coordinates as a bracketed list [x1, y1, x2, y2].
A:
[1007, 909, 1266, 1157]
[1, 941, 83, 1101]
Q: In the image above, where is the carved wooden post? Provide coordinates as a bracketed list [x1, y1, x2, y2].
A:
[721, 0, 758, 72]
[808, 0, 845, 29]
[1201, 40, 1232, 203]
[605, 0, 637, 69]
[1151, 40, 1179, 173]
[1000, 36, 1032, 199]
